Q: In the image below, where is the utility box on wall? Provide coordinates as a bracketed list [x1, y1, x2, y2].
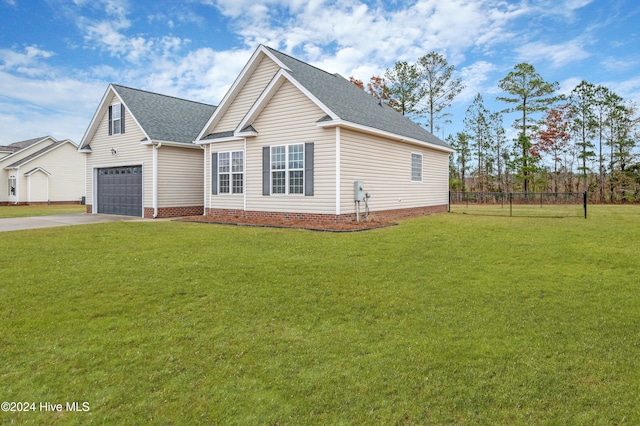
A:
[354, 180, 365, 201]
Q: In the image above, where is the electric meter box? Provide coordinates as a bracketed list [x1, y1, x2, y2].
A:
[354, 180, 365, 201]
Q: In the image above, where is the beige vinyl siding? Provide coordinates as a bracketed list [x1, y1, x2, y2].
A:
[340, 129, 450, 214]
[209, 56, 280, 133]
[10, 173, 27, 204]
[36, 142, 84, 202]
[2, 169, 19, 203]
[2, 142, 84, 204]
[246, 80, 336, 214]
[1, 170, 9, 202]
[85, 96, 152, 208]
[207, 141, 245, 210]
[27, 171, 48, 202]
[157, 146, 203, 207]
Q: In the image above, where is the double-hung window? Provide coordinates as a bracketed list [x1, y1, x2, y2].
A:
[218, 151, 244, 194]
[108, 103, 125, 135]
[112, 103, 122, 134]
[411, 153, 423, 182]
[271, 143, 304, 195]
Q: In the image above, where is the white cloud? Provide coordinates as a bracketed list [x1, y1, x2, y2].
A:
[601, 55, 639, 73]
[515, 38, 591, 68]
[527, 0, 594, 19]
[606, 77, 640, 108]
[0, 46, 55, 77]
[558, 77, 584, 97]
[0, 70, 104, 144]
[458, 61, 498, 104]
[135, 47, 254, 105]
[210, 0, 530, 69]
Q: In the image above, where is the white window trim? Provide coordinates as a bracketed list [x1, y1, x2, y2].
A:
[411, 152, 423, 182]
[218, 150, 244, 195]
[8, 175, 16, 196]
[271, 143, 305, 196]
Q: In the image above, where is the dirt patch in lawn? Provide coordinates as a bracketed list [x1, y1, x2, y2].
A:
[176, 215, 396, 232]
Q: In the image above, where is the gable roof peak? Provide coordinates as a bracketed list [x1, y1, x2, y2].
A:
[257, 46, 451, 150]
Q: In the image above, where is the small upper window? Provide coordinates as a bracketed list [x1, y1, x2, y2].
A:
[411, 153, 422, 182]
[112, 103, 122, 134]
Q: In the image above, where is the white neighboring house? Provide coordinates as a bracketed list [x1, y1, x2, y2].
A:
[0, 136, 84, 205]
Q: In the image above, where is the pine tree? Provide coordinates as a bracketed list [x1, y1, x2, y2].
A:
[417, 52, 464, 134]
[497, 63, 559, 192]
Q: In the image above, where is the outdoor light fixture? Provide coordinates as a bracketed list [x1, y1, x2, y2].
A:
[111, 148, 118, 156]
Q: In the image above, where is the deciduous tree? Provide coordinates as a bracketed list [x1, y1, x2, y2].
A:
[533, 104, 572, 192]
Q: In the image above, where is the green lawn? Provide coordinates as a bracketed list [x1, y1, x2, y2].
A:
[1, 206, 639, 424]
[0, 204, 85, 218]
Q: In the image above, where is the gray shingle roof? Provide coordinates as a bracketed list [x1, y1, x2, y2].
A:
[264, 47, 451, 149]
[0, 136, 49, 154]
[5, 140, 66, 169]
[112, 85, 216, 144]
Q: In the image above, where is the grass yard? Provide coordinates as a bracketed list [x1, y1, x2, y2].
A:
[0, 204, 85, 218]
[1, 205, 639, 424]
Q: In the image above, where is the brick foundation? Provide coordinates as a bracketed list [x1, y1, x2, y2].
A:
[85, 205, 203, 218]
[143, 206, 204, 218]
[204, 204, 448, 224]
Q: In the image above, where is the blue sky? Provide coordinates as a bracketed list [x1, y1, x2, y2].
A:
[0, 0, 638, 145]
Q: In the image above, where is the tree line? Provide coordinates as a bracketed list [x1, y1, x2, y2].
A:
[350, 55, 640, 203]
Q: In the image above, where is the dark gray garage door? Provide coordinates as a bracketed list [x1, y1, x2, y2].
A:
[97, 166, 143, 216]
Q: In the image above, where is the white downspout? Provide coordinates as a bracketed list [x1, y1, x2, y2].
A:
[335, 127, 341, 216]
[153, 142, 162, 218]
[243, 138, 247, 211]
[202, 144, 207, 216]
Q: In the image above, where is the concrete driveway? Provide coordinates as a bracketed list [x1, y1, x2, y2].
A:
[0, 213, 152, 232]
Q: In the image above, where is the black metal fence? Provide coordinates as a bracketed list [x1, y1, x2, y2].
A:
[449, 191, 588, 218]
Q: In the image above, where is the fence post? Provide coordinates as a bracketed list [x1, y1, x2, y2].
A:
[584, 191, 587, 219]
[509, 192, 513, 217]
[448, 190, 451, 213]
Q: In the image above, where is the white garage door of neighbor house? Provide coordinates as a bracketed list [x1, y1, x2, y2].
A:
[97, 166, 143, 216]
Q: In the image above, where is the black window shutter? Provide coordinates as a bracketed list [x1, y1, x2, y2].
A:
[211, 152, 218, 195]
[304, 142, 314, 196]
[262, 146, 270, 196]
[121, 103, 125, 134]
[108, 105, 112, 136]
